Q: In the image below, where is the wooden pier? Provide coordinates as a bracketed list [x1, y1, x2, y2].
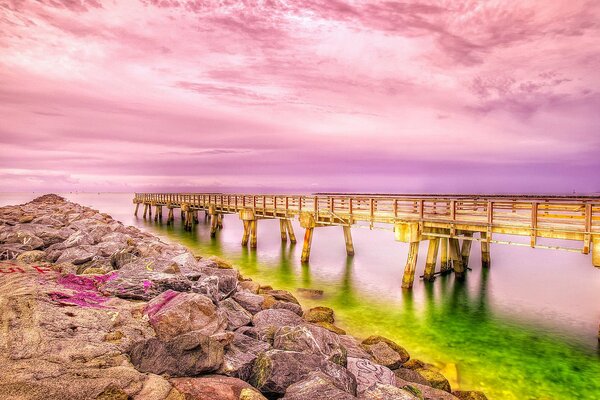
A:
[133, 193, 600, 289]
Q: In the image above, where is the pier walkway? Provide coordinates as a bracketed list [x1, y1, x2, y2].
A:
[133, 193, 600, 288]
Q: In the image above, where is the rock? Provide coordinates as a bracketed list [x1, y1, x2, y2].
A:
[219, 298, 252, 330]
[360, 382, 419, 399]
[296, 287, 324, 299]
[316, 321, 346, 335]
[98, 271, 193, 301]
[83, 267, 111, 275]
[272, 324, 347, 365]
[250, 350, 357, 397]
[19, 214, 35, 223]
[413, 368, 451, 392]
[56, 246, 97, 265]
[217, 332, 271, 381]
[200, 267, 239, 299]
[252, 309, 304, 330]
[259, 293, 277, 309]
[304, 306, 335, 324]
[362, 336, 410, 369]
[170, 375, 266, 400]
[206, 255, 235, 269]
[239, 280, 260, 294]
[63, 231, 95, 247]
[282, 371, 355, 400]
[129, 331, 225, 376]
[16, 250, 46, 263]
[339, 336, 373, 360]
[452, 391, 488, 400]
[233, 291, 265, 314]
[235, 326, 274, 343]
[393, 368, 429, 386]
[145, 290, 227, 340]
[402, 359, 425, 370]
[395, 376, 459, 400]
[134, 373, 184, 400]
[192, 275, 220, 303]
[347, 357, 396, 394]
[262, 289, 300, 305]
[271, 300, 303, 316]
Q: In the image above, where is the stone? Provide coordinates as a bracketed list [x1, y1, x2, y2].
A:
[170, 375, 266, 400]
[296, 287, 324, 299]
[413, 368, 451, 392]
[304, 306, 335, 324]
[217, 332, 271, 381]
[252, 309, 304, 330]
[18, 214, 35, 223]
[395, 376, 459, 400]
[16, 250, 46, 263]
[129, 331, 225, 376]
[250, 350, 357, 397]
[145, 290, 227, 340]
[271, 300, 303, 316]
[393, 368, 429, 386]
[362, 336, 410, 369]
[56, 246, 97, 265]
[282, 371, 355, 400]
[452, 391, 488, 400]
[233, 291, 265, 314]
[239, 280, 260, 294]
[98, 271, 193, 301]
[402, 359, 425, 370]
[219, 298, 253, 330]
[273, 324, 347, 365]
[262, 289, 300, 305]
[192, 275, 220, 303]
[360, 382, 419, 400]
[206, 255, 235, 269]
[82, 267, 111, 275]
[347, 357, 396, 394]
[316, 321, 346, 335]
[339, 336, 373, 360]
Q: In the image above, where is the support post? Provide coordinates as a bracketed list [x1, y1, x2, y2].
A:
[440, 237, 450, 273]
[423, 238, 439, 281]
[279, 219, 288, 242]
[461, 232, 473, 267]
[593, 237, 600, 268]
[167, 208, 174, 224]
[481, 231, 491, 268]
[301, 227, 314, 262]
[343, 225, 355, 256]
[286, 220, 297, 244]
[449, 238, 465, 279]
[401, 242, 420, 289]
[249, 220, 258, 248]
[134, 203, 140, 216]
[241, 221, 250, 246]
[210, 213, 218, 237]
[193, 210, 199, 224]
[148, 204, 152, 219]
[143, 204, 148, 219]
[217, 213, 223, 229]
[181, 210, 185, 220]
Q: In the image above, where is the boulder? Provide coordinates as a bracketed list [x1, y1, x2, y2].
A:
[250, 350, 357, 397]
[347, 357, 395, 394]
[239, 280, 261, 294]
[361, 336, 410, 369]
[272, 324, 347, 365]
[271, 300, 303, 316]
[316, 321, 346, 335]
[192, 275, 220, 303]
[282, 371, 355, 400]
[395, 376, 459, 400]
[219, 298, 253, 330]
[360, 383, 419, 400]
[16, 250, 46, 263]
[217, 332, 271, 381]
[55, 246, 97, 265]
[233, 291, 265, 314]
[145, 290, 227, 340]
[452, 391, 488, 400]
[262, 289, 300, 305]
[170, 375, 266, 400]
[339, 336, 373, 360]
[393, 368, 429, 386]
[304, 306, 335, 324]
[252, 309, 304, 330]
[413, 368, 451, 392]
[129, 331, 225, 376]
[98, 271, 193, 301]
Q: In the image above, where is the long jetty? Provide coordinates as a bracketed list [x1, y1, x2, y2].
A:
[133, 193, 600, 288]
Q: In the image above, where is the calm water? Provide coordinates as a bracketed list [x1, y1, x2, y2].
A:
[3, 193, 600, 399]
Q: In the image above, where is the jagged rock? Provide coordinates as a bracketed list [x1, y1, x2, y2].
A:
[15, 250, 46, 263]
[413, 368, 451, 392]
[170, 375, 266, 400]
[250, 350, 357, 397]
[347, 357, 396, 394]
[233, 291, 265, 314]
[219, 298, 253, 330]
[316, 321, 346, 335]
[98, 271, 193, 301]
[206, 255, 235, 269]
[272, 324, 347, 365]
[304, 306, 335, 324]
[339, 335, 373, 360]
[393, 368, 429, 386]
[56, 246, 97, 265]
[129, 331, 226, 376]
[360, 382, 419, 399]
[282, 371, 355, 400]
[235, 326, 274, 343]
[239, 280, 260, 294]
[217, 332, 271, 380]
[271, 300, 303, 316]
[192, 275, 220, 303]
[252, 309, 304, 330]
[394, 376, 458, 400]
[63, 231, 95, 247]
[262, 289, 300, 305]
[362, 336, 410, 369]
[145, 290, 227, 340]
[452, 391, 488, 400]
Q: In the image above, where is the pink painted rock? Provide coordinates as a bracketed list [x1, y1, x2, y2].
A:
[170, 375, 267, 400]
[145, 290, 227, 340]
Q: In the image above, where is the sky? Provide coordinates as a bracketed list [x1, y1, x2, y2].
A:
[1, 0, 599, 194]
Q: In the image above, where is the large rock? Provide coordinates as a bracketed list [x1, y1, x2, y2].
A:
[393, 368, 429, 386]
[347, 357, 396, 394]
[452, 391, 488, 400]
[262, 289, 300, 305]
[129, 331, 226, 376]
[145, 290, 227, 340]
[233, 291, 265, 314]
[15, 250, 46, 263]
[339, 335, 373, 360]
[412, 368, 451, 392]
[304, 306, 335, 324]
[271, 300, 303, 316]
[361, 336, 410, 369]
[170, 375, 266, 400]
[218, 332, 271, 380]
[395, 376, 459, 400]
[98, 271, 193, 301]
[360, 382, 419, 399]
[272, 324, 347, 365]
[219, 298, 253, 330]
[250, 350, 357, 397]
[252, 309, 304, 330]
[282, 371, 355, 400]
[55, 246, 97, 265]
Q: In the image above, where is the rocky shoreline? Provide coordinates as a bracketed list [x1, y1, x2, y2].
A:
[0, 194, 487, 400]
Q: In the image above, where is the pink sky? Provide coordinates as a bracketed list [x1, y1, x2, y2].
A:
[1, 0, 599, 194]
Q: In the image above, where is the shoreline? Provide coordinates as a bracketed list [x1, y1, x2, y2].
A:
[0, 194, 486, 400]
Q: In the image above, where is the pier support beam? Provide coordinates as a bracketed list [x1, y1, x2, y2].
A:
[402, 242, 420, 289]
[239, 209, 257, 248]
[449, 238, 465, 279]
[286, 220, 297, 244]
[134, 203, 140, 216]
[148, 204, 152, 219]
[440, 237, 450, 273]
[167, 208, 174, 224]
[423, 238, 439, 281]
[249, 220, 258, 248]
[343, 226, 355, 256]
[217, 213, 223, 229]
[143, 204, 148, 219]
[301, 227, 314, 263]
[210, 214, 218, 237]
[279, 220, 288, 242]
[461, 232, 473, 267]
[481, 232, 491, 268]
[592, 237, 600, 268]
[242, 221, 250, 246]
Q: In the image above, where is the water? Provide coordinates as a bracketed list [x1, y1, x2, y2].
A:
[2, 193, 600, 399]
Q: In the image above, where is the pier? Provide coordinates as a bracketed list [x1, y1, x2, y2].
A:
[133, 193, 600, 289]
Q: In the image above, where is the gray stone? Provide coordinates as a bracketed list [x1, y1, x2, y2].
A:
[347, 357, 396, 394]
[219, 298, 252, 330]
[273, 324, 347, 365]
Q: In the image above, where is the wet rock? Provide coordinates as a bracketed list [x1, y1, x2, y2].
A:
[170, 375, 266, 400]
[129, 331, 226, 376]
[250, 350, 357, 397]
[394, 376, 458, 400]
[413, 368, 451, 392]
[393, 368, 429, 386]
[217, 332, 271, 380]
[219, 298, 252, 330]
[296, 287, 324, 299]
[272, 324, 347, 365]
[282, 371, 355, 400]
[316, 321, 346, 335]
[233, 291, 265, 314]
[347, 357, 396, 394]
[206, 255, 235, 269]
[262, 289, 300, 305]
[452, 391, 488, 400]
[145, 290, 227, 340]
[362, 336, 410, 369]
[16, 250, 46, 263]
[304, 306, 335, 324]
[360, 382, 419, 400]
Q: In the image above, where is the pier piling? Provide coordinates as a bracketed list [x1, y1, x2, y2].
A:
[424, 238, 440, 281]
[343, 226, 355, 256]
[402, 242, 420, 289]
[286, 220, 297, 244]
[301, 227, 314, 262]
[449, 238, 465, 279]
[279, 220, 288, 242]
[461, 232, 473, 267]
